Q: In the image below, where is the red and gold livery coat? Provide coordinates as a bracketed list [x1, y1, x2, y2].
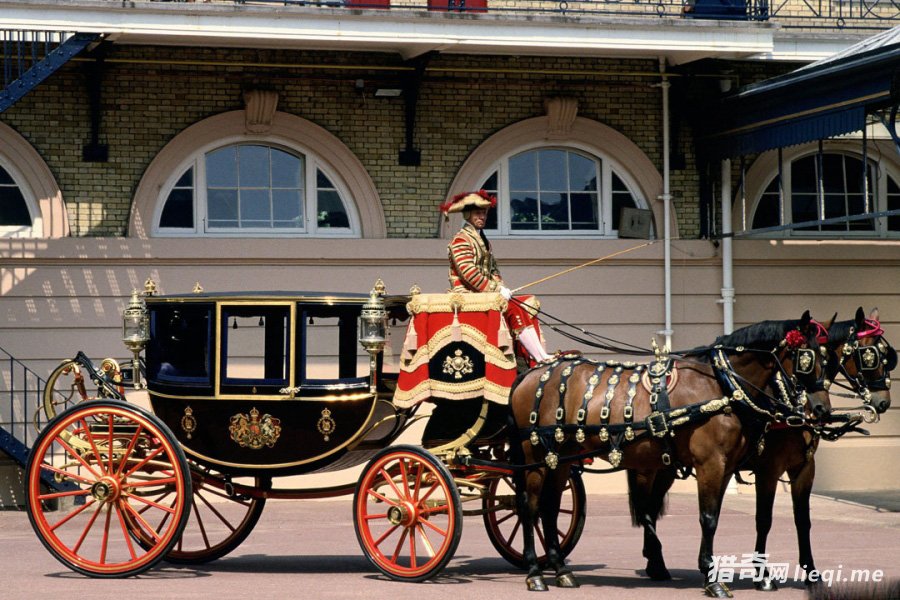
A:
[448, 222, 502, 293]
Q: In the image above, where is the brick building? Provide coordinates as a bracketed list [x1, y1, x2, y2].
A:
[0, 0, 898, 493]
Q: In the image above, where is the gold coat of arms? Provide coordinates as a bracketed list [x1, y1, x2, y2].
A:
[229, 407, 282, 449]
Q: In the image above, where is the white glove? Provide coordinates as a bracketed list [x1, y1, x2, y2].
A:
[499, 286, 512, 301]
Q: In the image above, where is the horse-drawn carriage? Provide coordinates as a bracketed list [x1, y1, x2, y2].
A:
[26, 279, 584, 580]
[25, 278, 893, 595]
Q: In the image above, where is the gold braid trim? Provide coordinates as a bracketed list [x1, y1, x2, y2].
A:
[393, 377, 512, 407]
[402, 323, 516, 371]
[407, 292, 507, 315]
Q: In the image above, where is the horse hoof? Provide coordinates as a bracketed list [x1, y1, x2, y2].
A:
[754, 577, 778, 592]
[646, 562, 672, 581]
[526, 576, 548, 592]
[704, 582, 733, 598]
[556, 572, 580, 588]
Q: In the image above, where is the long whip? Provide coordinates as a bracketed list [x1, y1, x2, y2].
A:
[511, 241, 656, 293]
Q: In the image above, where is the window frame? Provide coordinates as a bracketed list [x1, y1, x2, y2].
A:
[477, 142, 648, 239]
[746, 143, 900, 239]
[0, 157, 40, 238]
[152, 136, 361, 238]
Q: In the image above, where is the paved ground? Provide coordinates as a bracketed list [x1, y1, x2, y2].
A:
[1, 489, 898, 600]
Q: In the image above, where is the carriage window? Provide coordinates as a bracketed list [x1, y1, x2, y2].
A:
[156, 143, 358, 237]
[147, 305, 212, 384]
[222, 306, 290, 383]
[751, 150, 900, 238]
[299, 306, 365, 384]
[477, 147, 643, 237]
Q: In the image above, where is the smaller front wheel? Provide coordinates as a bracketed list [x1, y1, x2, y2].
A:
[353, 445, 462, 582]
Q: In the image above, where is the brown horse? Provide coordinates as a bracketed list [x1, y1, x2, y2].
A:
[508, 311, 829, 597]
[748, 307, 895, 591]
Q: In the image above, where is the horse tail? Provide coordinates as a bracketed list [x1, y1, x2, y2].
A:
[626, 469, 643, 527]
[627, 469, 670, 527]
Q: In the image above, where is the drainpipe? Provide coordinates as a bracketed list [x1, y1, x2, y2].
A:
[719, 159, 735, 335]
[659, 58, 673, 350]
[720, 157, 738, 496]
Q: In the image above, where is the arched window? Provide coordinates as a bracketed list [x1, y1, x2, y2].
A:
[131, 111, 385, 239]
[447, 113, 664, 240]
[156, 142, 358, 236]
[0, 162, 35, 237]
[749, 148, 900, 238]
[476, 146, 645, 238]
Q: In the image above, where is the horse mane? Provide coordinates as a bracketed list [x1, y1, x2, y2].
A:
[713, 319, 803, 350]
[826, 319, 855, 344]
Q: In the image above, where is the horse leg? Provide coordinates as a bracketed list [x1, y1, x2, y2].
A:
[696, 463, 735, 599]
[788, 456, 818, 585]
[752, 466, 780, 592]
[628, 468, 674, 580]
[515, 466, 549, 591]
[538, 466, 579, 588]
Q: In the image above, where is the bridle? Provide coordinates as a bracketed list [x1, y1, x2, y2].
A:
[826, 318, 896, 407]
[710, 329, 828, 425]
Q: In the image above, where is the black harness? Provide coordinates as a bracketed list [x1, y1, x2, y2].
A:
[517, 339, 825, 472]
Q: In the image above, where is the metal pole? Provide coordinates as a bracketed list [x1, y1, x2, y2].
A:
[720, 159, 735, 335]
[659, 58, 673, 350]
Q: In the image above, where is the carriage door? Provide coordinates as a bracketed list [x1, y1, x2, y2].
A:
[218, 303, 293, 396]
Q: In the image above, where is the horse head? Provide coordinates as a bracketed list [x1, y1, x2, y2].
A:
[827, 307, 895, 414]
[714, 310, 831, 421]
[778, 310, 832, 420]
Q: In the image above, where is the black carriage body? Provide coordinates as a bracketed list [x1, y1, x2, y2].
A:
[145, 291, 409, 476]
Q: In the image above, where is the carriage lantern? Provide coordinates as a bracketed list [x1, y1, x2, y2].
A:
[122, 289, 149, 389]
[359, 280, 387, 393]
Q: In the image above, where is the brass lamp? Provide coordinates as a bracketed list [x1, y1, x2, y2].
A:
[358, 280, 387, 393]
[122, 289, 149, 389]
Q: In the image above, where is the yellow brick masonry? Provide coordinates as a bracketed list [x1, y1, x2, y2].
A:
[1, 46, 792, 238]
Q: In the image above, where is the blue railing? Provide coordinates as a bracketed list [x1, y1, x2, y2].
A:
[0, 345, 77, 508]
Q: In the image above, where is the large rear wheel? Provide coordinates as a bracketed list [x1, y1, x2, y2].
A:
[354, 445, 462, 582]
[26, 401, 191, 577]
[482, 469, 586, 568]
[134, 467, 268, 564]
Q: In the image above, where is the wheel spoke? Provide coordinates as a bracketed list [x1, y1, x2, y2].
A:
[122, 445, 165, 479]
[125, 491, 179, 515]
[114, 502, 139, 561]
[365, 486, 400, 507]
[99, 504, 113, 565]
[80, 417, 109, 477]
[398, 458, 411, 499]
[412, 461, 424, 503]
[380, 465, 406, 502]
[115, 423, 144, 477]
[48, 498, 96, 532]
[56, 435, 102, 480]
[72, 501, 104, 554]
[373, 523, 400, 548]
[408, 526, 417, 569]
[390, 527, 409, 563]
[418, 517, 447, 537]
[415, 522, 437, 558]
[121, 500, 163, 543]
[196, 490, 239, 533]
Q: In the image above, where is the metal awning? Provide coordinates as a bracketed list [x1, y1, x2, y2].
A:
[704, 26, 900, 159]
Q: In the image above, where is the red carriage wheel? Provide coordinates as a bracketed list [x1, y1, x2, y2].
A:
[482, 469, 586, 568]
[26, 401, 192, 577]
[354, 445, 462, 582]
[129, 467, 268, 564]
